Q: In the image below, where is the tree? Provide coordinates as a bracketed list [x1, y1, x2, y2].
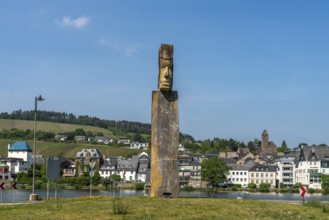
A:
[322, 174, 329, 194]
[74, 128, 86, 136]
[92, 171, 101, 186]
[248, 183, 256, 189]
[278, 140, 288, 152]
[201, 157, 229, 187]
[247, 141, 257, 153]
[132, 133, 142, 142]
[259, 183, 270, 192]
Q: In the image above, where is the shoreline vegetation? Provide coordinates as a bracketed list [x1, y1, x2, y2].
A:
[8, 182, 327, 194]
[1, 196, 329, 219]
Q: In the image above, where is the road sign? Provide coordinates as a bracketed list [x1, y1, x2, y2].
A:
[90, 170, 94, 177]
[89, 161, 95, 170]
[0, 182, 4, 190]
[300, 186, 307, 197]
[12, 182, 17, 189]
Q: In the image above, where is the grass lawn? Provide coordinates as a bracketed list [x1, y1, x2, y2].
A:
[0, 119, 115, 136]
[0, 196, 328, 220]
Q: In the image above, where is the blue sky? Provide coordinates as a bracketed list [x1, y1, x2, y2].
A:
[1, 1, 329, 148]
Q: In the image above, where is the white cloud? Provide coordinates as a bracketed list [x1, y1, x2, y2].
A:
[99, 38, 139, 56]
[55, 15, 90, 29]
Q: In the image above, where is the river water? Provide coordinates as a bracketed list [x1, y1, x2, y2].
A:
[1, 189, 329, 203]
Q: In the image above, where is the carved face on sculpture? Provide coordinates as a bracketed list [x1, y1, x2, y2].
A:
[158, 44, 173, 91]
[159, 58, 173, 91]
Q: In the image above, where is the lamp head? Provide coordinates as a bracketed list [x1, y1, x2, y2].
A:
[36, 95, 45, 102]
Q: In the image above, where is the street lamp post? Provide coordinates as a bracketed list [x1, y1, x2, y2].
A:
[29, 95, 45, 202]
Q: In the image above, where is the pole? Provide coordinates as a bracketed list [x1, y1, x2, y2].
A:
[55, 180, 57, 199]
[32, 97, 37, 195]
[47, 178, 49, 200]
[30, 95, 44, 202]
[90, 175, 92, 197]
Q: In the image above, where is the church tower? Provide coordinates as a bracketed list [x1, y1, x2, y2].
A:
[261, 130, 277, 154]
[261, 130, 269, 152]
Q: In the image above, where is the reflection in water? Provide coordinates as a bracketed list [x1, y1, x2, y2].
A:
[1, 189, 329, 203]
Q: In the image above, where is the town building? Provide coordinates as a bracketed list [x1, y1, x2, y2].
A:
[89, 136, 113, 144]
[0, 161, 10, 180]
[7, 142, 32, 167]
[75, 148, 102, 176]
[117, 138, 131, 145]
[130, 142, 148, 150]
[249, 164, 278, 188]
[99, 157, 119, 179]
[261, 130, 277, 154]
[275, 157, 296, 188]
[227, 164, 253, 187]
[295, 145, 329, 189]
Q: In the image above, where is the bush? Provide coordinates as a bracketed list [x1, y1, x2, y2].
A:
[233, 184, 241, 188]
[135, 182, 144, 191]
[321, 175, 329, 194]
[293, 183, 301, 189]
[248, 183, 256, 189]
[182, 185, 194, 191]
[279, 182, 284, 189]
[112, 198, 129, 215]
[35, 180, 44, 189]
[308, 188, 315, 194]
[231, 186, 238, 191]
[303, 200, 329, 213]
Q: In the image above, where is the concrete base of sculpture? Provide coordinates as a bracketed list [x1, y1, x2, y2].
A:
[150, 91, 179, 198]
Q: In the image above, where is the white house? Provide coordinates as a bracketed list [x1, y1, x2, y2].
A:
[130, 142, 148, 150]
[249, 164, 278, 188]
[7, 142, 32, 167]
[118, 138, 131, 145]
[227, 164, 253, 187]
[99, 157, 119, 179]
[275, 157, 296, 188]
[295, 145, 329, 189]
[136, 153, 150, 183]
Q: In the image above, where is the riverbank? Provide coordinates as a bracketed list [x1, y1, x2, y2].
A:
[2, 189, 329, 203]
[1, 196, 329, 219]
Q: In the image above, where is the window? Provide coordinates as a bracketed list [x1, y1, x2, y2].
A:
[251, 173, 254, 177]
[240, 172, 243, 175]
[244, 172, 247, 175]
[256, 173, 259, 177]
[232, 172, 235, 175]
[261, 173, 264, 178]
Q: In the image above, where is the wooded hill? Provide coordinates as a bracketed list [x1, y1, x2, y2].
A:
[0, 110, 151, 135]
[0, 110, 285, 155]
